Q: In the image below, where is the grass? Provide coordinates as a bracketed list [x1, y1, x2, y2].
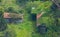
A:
[6, 21, 33, 37]
[0, 17, 60, 37]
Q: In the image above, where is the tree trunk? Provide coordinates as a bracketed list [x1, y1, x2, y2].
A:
[36, 12, 45, 26]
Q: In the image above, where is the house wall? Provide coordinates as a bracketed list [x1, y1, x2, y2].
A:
[5, 18, 23, 23]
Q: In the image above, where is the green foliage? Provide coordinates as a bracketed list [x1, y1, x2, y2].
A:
[16, 0, 29, 6]
[1, 0, 21, 13]
[0, 6, 4, 12]
[0, 10, 7, 31]
[25, 2, 32, 14]
[4, 30, 16, 37]
[31, 1, 52, 14]
[6, 21, 33, 37]
[0, 0, 60, 37]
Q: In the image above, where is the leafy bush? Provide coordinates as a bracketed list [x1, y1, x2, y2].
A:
[0, 10, 7, 31]
[31, 1, 52, 14]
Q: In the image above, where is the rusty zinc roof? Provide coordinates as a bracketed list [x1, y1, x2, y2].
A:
[4, 12, 23, 18]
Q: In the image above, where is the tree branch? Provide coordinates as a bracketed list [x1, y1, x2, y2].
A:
[52, 0, 60, 8]
[37, 12, 45, 19]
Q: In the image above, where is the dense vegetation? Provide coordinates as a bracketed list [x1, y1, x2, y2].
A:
[0, 0, 60, 37]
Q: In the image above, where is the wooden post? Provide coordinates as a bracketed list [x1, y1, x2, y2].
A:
[36, 12, 45, 26]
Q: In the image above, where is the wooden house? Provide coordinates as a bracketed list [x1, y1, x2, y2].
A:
[3, 12, 23, 23]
